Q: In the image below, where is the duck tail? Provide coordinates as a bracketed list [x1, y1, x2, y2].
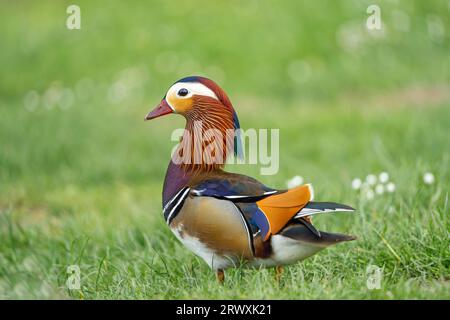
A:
[294, 201, 355, 218]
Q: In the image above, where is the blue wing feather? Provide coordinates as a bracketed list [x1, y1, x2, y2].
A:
[190, 174, 280, 238]
[191, 177, 277, 200]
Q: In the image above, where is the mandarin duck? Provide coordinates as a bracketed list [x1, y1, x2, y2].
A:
[145, 76, 356, 282]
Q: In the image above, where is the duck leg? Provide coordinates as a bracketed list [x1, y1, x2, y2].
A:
[216, 269, 225, 284]
[275, 265, 284, 282]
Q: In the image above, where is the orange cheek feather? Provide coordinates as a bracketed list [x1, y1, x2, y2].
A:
[167, 95, 193, 113]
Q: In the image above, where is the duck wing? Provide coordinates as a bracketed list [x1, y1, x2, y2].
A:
[189, 172, 313, 241]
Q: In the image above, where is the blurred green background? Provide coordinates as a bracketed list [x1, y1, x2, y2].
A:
[0, 0, 449, 299]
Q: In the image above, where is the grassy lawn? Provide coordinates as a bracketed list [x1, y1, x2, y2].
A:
[0, 1, 449, 299]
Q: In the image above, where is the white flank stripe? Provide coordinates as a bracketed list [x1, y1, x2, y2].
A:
[163, 187, 188, 213]
[166, 188, 190, 223]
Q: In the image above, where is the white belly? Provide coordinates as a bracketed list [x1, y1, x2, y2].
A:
[171, 225, 236, 270]
[172, 225, 322, 269]
[249, 235, 322, 267]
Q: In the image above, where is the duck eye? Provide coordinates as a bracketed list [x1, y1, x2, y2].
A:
[177, 88, 189, 97]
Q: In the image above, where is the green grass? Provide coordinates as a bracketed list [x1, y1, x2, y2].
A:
[0, 0, 449, 299]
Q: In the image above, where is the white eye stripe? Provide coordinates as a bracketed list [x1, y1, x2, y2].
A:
[167, 82, 218, 101]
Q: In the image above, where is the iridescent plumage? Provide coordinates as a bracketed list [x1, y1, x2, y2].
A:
[145, 76, 356, 281]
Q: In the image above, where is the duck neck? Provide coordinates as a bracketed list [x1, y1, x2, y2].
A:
[162, 105, 240, 205]
[162, 161, 194, 206]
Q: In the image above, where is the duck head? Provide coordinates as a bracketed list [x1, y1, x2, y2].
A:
[145, 76, 243, 172]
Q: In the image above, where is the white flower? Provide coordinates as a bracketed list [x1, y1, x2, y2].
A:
[375, 184, 385, 194]
[366, 174, 377, 185]
[423, 172, 435, 185]
[379, 172, 389, 183]
[386, 182, 396, 193]
[352, 178, 362, 190]
[365, 189, 375, 200]
[287, 175, 304, 189]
